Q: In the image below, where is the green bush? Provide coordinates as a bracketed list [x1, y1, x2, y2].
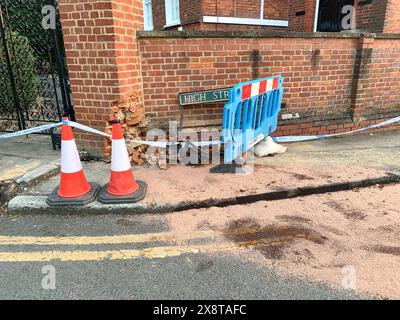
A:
[0, 32, 38, 114]
[7, 0, 49, 59]
[6, 0, 60, 64]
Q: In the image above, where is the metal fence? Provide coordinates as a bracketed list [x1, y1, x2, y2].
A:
[0, 0, 73, 133]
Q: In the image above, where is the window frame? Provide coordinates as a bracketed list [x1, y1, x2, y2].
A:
[143, 0, 153, 31]
[164, 0, 181, 28]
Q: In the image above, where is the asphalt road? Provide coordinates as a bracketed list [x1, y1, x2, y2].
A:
[0, 206, 367, 300]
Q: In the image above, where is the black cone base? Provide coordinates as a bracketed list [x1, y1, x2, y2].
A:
[47, 182, 101, 207]
[97, 180, 147, 204]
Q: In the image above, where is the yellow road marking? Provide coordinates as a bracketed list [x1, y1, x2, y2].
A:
[0, 238, 289, 263]
[0, 226, 316, 263]
[0, 230, 217, 246]
[0, 226, 261, 246]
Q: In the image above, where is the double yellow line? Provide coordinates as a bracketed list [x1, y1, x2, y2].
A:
[0, 227, 295, 263]
[0, 239, 288, 263]
[0, 230, 220, 246]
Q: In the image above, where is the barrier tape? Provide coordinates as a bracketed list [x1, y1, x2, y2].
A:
[64, 120, 175, 148]
[0, 122, 62, 140]
[272, 115, 400, 143]
[64, 120, 112, 139]
[2, 115, 399, 147]
[63, 120, 221, 148]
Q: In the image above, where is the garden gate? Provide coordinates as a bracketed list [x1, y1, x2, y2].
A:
[0, 0, 73, 133]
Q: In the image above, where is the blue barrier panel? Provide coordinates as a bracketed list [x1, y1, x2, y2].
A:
[221, 75, 284, 163]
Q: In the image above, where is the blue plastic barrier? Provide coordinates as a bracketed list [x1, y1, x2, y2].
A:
[221, 75, 284, 163]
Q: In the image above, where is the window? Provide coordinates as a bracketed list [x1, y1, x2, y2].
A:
[165, 0, 180, 27]
[316, 0, 355, 32]
[143, 0, 153, 31]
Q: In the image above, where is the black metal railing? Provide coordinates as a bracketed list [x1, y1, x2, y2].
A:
[0, 0, 73, 133]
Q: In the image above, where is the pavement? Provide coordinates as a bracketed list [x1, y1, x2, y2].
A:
[0, 135, 60, 198]
[5, 130, 400, 214]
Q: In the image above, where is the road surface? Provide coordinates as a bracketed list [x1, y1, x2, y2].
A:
[1, 185, 399, 300]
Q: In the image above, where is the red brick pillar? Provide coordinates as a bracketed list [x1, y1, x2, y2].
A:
[58, 0, 144, 155]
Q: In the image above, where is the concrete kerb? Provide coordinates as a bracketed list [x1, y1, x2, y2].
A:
[0, 162, 60, 206]
[8, 173, 400, 215]
[16, 163, 60, 187]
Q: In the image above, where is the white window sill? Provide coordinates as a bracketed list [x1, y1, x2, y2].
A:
[164, 21, 181, 28]
[203, 16, 289, 27]
[144, 26, 154, 31]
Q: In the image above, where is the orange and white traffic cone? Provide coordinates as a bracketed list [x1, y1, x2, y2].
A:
[98, 119, 147, 204]
[47, 117, 100, 206]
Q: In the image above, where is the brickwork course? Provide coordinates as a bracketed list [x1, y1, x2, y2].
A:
[58, 0, 400, 154]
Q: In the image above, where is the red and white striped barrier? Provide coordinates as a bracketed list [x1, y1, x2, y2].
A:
[241, 78, 280, 100]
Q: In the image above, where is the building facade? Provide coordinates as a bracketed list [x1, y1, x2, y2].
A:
[145, 0, 400, 34]
[57, 0, 400, 156]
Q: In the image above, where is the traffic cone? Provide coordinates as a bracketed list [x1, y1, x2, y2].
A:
[47, 117, 100, 206]
[98, 119, 147, 204]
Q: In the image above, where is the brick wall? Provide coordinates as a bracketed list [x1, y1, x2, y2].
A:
[139, 33, 358, 127]
[288, 0, 394, 33]
[351, 0, 400, 34]
[139, 31, 400, 135]
[152, 0, 202, 30]
[151, 0, 398, 34]
[384, 0, 400, 33]
[199, 0, 289, 32]
[354, 37, 400, 120]
[263, 0, 289, 20]
[201, 0, 288, 20]
[58, 0, 145, 152]
[355, 0, 388, 33]
[288, 0, 316, 32]
[59, 0, 400, 154]
[152, 0, 166, 30]
[151, 0, 289, 32]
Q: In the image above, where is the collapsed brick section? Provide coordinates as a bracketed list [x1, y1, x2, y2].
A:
[104, 95, 150, 165]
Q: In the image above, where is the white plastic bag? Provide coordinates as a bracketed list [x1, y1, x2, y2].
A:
[254, 136, 287, 157]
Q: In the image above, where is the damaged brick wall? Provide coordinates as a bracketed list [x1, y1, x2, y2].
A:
[104, 95, 150, 165]
[59, 0, 400, 157]
[58, 0, 145, 155]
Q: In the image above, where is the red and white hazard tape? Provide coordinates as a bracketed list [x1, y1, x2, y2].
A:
[1, 115, 399, 148]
